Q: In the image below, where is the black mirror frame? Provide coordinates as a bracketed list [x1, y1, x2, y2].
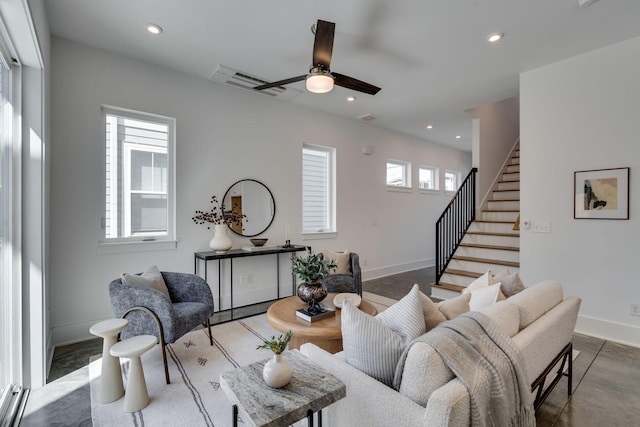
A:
[222, 179, 276, 237]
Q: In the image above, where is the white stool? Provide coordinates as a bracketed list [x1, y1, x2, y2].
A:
[89, 318, 128, 403]
[110, 335, 157, 412]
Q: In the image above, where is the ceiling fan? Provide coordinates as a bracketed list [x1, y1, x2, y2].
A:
[254, 19, 381, 95]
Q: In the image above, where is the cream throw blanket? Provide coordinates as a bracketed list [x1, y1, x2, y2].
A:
[394, 311, 535, 427]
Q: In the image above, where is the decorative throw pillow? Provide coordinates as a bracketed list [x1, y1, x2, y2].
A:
[341, 284, 426, 387]
[121, 265, 170, 300]
[469, 282, 503, 311]
[462, 269, 495, 294]
[437, 293, 471, 320]
[494, 269, 526, 297]
[322, 250, 352, 275]
[417, 288, 447, 331]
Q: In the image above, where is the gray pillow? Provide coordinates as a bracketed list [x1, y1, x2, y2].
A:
[121, 265, 170, 300]
[341, 284, 426, 387]
[494, 269, 526, 297]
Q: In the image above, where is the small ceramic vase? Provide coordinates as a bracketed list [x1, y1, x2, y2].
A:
[262, 353, 292, 388]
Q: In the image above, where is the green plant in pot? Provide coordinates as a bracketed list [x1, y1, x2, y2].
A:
[257, 330, 293, 388]
[291, 248, 336, 306]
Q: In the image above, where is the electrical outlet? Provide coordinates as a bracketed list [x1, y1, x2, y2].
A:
[630, 302, 640, 317]
[247, 273, 253, 284]
[372, 218, 378, 226]
[240, 275, 247, 285]
[533, 222, 552, 233]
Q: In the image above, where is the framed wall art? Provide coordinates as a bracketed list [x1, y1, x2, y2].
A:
[574, 167, 629, 219]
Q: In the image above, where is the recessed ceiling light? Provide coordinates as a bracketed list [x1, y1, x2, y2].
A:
[426, 124, 433, 129]
[146, 23, 163, 35]
[455, 135, 462, 139]
[487, 32, 504, 43]
[347, 96, 356, 102]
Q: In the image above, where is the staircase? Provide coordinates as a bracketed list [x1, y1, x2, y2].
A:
[432, 144, 520, 300]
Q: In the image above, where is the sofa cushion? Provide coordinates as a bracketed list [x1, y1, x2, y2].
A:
[398, 341, 455, 407]
[341, 284, 426, 387]
[322, 249, 352, 275]
[121, 265, 170, 299]
[507, 280, 564, 330]
[469, 282, 503, 311]
[479, 300, 520, 338]
[462, 269, 495, 294]
[494, 269, 526, 297]
[437, 293, 471, 320]
[418, 289, 447, 331]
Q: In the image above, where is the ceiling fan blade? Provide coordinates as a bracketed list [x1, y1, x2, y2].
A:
[333, 72, 381, 95]
[312, 20, 335, 69]
[254, 75, 307, 91]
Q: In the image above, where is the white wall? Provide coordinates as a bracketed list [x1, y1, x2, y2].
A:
[520, 36, 640, 347]
[468, 96, 520, 207]
[49, 38, 471, 345]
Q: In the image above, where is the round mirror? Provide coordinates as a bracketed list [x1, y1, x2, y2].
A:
[223, 179, 276, 237]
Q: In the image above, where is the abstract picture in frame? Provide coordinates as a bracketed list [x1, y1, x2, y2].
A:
[574, 167, 629, 219]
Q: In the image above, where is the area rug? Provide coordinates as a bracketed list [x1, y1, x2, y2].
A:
[90, 314, 286, 427]
[90, 297, 395, 427]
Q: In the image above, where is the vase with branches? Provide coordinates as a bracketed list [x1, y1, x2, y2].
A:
[192, 195, 246, 252]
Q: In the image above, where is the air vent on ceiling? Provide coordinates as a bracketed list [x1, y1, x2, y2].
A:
[208, 65, 302, 100]
[358, 113, 377, 122]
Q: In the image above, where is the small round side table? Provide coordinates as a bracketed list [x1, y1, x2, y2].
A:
[110, 335, 157, 412]
[89, 318, 129, 403]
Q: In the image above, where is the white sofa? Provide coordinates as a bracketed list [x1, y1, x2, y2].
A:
[300, 280, 581, 427]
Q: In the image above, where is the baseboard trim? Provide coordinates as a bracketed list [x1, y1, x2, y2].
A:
[362, 258, 433, 281]
[575, 314, 640, 349]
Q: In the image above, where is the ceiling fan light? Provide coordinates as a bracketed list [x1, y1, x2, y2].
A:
[306, 72, 334, 93]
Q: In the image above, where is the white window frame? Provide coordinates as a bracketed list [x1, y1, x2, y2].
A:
[302, 143, 336, 238]
[418, 165, 439, 192]
[445, 169, 462, 194]
[100, 106, 176, 252]
[386, 159, 412, 190]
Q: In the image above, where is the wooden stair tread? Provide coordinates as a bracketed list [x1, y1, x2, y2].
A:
[459, 243, 519, 252]
[431, 282, 465, 293]
[489, 199, 519, 202]
[444, 269, 481, 278]
[474, 220, 515, 224]
[452, 255, 520, 267]
[493, 188, 520, 192]
[483, 209, 520, 213]
[467, 231, 520, 237]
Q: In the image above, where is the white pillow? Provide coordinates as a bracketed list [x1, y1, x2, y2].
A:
[469, 282, 502, 311]
[341, 284, 426, 387]
[121, 265, 170, 300]
[462, 269, 495, 294]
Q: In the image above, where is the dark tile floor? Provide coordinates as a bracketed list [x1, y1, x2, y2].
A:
[19, 268, 640, 426]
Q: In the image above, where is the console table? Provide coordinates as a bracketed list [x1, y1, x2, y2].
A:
[194, 245, 306, 322]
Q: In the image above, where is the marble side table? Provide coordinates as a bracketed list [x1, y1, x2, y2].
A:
[89, 318, 128, 403]
[220, 350, 346, 427]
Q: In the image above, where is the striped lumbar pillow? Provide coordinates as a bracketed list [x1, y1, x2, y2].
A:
[341, 284, 426, 387]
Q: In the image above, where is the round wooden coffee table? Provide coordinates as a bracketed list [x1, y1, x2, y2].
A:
[266, 293, 377, 354]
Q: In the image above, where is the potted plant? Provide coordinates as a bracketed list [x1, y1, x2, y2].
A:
[291, 248, 336, 305]
[192, 195, 246, 252]
[256, 330, 293, 388]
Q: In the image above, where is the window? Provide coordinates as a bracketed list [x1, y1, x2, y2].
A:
[302, 144, 335, 233]
[0, 37, 17, 403]
[445, 170, 462, 193]
[419, 166, 439, 190]
[386, 160, 411, 188]
[102, 106, 175, 243]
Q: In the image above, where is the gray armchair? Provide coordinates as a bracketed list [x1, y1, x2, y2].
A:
[109, 271, 215, 384]
[321, 252, 362, 296]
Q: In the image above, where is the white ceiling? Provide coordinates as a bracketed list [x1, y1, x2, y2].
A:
[43, 0, 640, 151]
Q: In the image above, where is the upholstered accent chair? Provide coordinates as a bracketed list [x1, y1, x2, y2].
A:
[320, 252, 362, 296]
[109, 271, 215, 384]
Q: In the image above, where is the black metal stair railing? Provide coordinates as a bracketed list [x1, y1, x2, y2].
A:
[435, 168, 477, 285]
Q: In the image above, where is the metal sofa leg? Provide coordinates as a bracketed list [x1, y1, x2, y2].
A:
[122, 306, 170, 384]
